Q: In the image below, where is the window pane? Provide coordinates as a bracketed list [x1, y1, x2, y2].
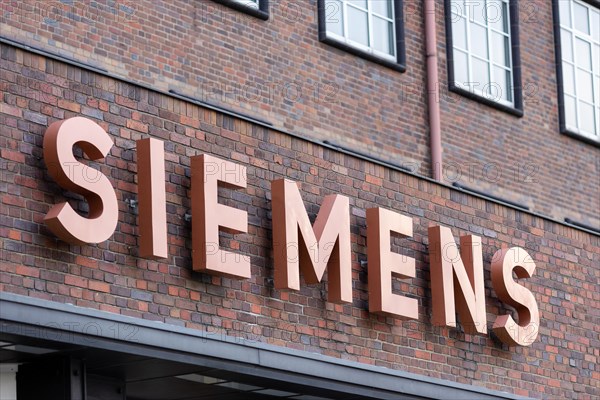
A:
[454, 49, 469, 86]
[577, 69, 594, 102]
[452, 16, 468, 49]
[559, 0, 572, 27]
[450, 0, 466, 17]
[576, 38, 592, 70]
[491, 31, 509, 66]
[488, 0, 508, 33]
[348, 0, 367, 10]
[592, 9, 600, 39]
[579, 101, 596, 134]
[347, 7, 369, 46]
[565, 95, 578, 129]
[372, 17, 394, 55]
[490, 67, 508, 100]
[573, 1, 590, 34]
[561, 29, 573, 62]
[472, 0, 487, 24]
[473, 57, 490, 93]
[471, 23, 489, 59]
[372, 0, 392, 18]
[492, 66, 511, 101]
[232, 0, 259, 7]
[594, 45, 600, 75]
[563, 63, 576, 95]
[505, 69, 513, 101]
[326, 0, 344, 36]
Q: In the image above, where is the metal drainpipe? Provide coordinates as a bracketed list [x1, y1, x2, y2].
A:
[424, 0, 443, 181]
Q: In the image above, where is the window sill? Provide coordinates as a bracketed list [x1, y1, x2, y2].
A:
[561, 128, 600, 148]
[319, 34, 406, 73]
[448, 83, 524, 117]
[211, 0, 269, 20]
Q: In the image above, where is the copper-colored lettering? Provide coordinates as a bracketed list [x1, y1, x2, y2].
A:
[191, 154, 249, 278]
[491, 247, 539, 346]
[428, 226, 487, 334]
[366, 208, 418, 319]
[137, 138, 168, 259]
[271, 179, 352, 303]
[43, 117, 118, 244]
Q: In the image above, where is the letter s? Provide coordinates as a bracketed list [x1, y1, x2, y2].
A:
[491, 247, 539, 346]
[43, 117, 117, 244]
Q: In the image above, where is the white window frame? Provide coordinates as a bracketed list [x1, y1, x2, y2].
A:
[213, 0, 268, 20]
[323, 0, 398, 62]
[449, 0, 515, 108]
[558, 0, 600, 141]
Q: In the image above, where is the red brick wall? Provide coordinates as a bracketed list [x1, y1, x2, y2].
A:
[435, 0, 600, 229]
[2, 0, 598, 226]
[1, 46, 599, 399]
[0, 0, 431, 168]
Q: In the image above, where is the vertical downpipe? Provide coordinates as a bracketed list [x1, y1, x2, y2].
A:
[424, 0, 443, 181]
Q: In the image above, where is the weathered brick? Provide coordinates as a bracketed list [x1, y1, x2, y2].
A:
[0, 15, 598, 398]
[23, 110, 47, 125]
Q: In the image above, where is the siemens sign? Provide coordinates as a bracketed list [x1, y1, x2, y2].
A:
[41, 116, 539, 347]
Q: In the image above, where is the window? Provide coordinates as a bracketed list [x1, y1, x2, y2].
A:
[318, 0, 406, 71]
[445, 0, 523, 115]
[231, 0, 259, 8]
[555, 0, 600, 144]
[212, 0, 269, 20]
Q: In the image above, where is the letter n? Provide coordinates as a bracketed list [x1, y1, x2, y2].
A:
[428, 226, 487, 334]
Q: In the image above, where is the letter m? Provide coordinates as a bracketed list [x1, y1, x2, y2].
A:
[271, 179, 352, 303]
[428, 226, 487, 334]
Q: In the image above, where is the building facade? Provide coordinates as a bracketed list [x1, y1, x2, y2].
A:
[0, 0, 599, 399]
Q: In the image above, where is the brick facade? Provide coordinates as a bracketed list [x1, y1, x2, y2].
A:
[1, 0, 598, 226]
[1, 43, 599, 398]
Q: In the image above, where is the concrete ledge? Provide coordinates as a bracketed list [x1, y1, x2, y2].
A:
[0, 293, 530, 400]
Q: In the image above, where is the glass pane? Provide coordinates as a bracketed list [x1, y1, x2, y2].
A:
[564, 95, 578, 129]
[493, 66, 512, 101]
[594, 45, 600, 76]
[473, 57, 490, 93]
[450, 0, 466, 17]
[348, 0, 367, 10]
[372, 17, 394, 55]
[491, 31, 509, 66]
[596, 76, 600, 105]
[372, 0, 392, 18]
[472, 0, 487, 24]
[452, 16, 467, 49]
[592, 9, 600, 40]
[471, 23, 489, 59]
[453, 49, 469, 86]
[563, 62, 576, 95]
[326, 0, 344, 36]
[573, 1, 590, 34]
[577, 69, 594, 102]
[559, 0, 571, 27]
[561, 29, 573, 62]
[489, 0, 508, 33]
[347, 7, 369, 46]
[579, 101, 595, 134]
[576, 38, 592, 70]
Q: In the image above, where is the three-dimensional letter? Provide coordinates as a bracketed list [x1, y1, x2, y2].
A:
[137, 138, 168, 259]
[271, 179, 352, 303]
[367, 208, 418, 319]
[43, 117, 117, 244]
[491, 247, 539, 346]
[428, 226, 487, 334]
[191, 154, 249, 278]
